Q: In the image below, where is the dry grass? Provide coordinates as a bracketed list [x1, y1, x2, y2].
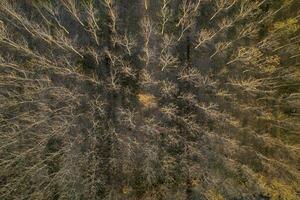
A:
[138, 93, 157, 108]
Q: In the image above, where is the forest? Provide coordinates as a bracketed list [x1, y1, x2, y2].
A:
[0, 0, 299, 199]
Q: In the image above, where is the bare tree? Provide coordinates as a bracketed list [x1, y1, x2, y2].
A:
[210, 0, 236, 21]
[1, 0, 300, 199]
